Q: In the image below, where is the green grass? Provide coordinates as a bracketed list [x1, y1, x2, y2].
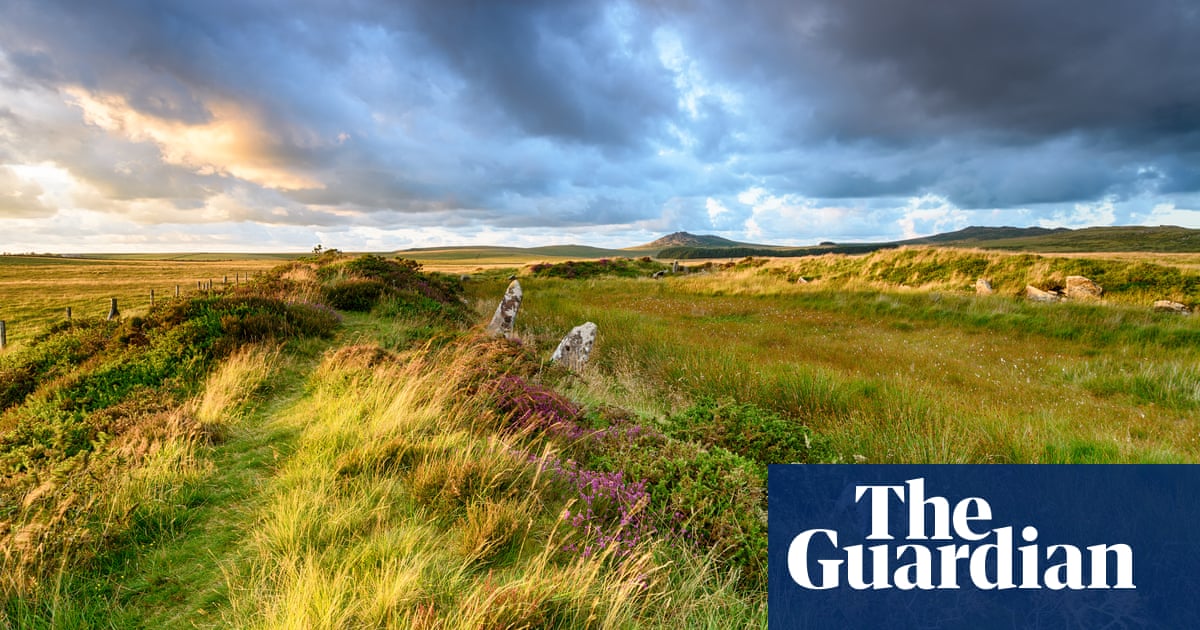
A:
[468, 268, 1200, 464]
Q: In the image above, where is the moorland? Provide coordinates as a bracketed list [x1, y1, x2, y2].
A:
[0, 230, 1197, 628]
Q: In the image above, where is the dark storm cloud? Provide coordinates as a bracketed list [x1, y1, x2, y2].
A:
[403, 0, 678, 149]
[665, 0, 1200, 206]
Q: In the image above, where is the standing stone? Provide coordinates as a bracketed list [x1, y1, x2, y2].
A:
[551, 322, 597, 371]
[107, 297, 120, 320]
[1025, 285, 1061, 303]
[975, 278, 994, 295]
[672, 261, 681, 273]
[486, 280, 522, 336]
[1065, 276, 1103, 301]
[1153, 300, 1192, 315]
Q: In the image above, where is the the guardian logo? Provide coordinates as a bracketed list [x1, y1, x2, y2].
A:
[787, 478, 1134, 591]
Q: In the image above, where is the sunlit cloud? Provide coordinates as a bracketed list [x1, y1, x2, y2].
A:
[65, 87, 323, 191]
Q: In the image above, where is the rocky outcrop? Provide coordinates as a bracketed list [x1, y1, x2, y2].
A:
[975, 278, 994, 295]
[551, 322, 597, 371]
[1065, 276, 1103, 301]
[486, 280, 522, 336]
[1153, 300, 1192, 315]
[1025, 285, 1062, 303]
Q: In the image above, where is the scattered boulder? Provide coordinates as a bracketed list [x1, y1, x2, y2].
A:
[486, 280, 522, 336]
[1025, 285, 1062, 303]
[459, 274, 471, 282]
[1065, 276, 1103, 301]
[651, 270, 666, 279]
[1153, 300, 1192, 315]
[551, 322, 597, 371]
[975, 278, 994, 295]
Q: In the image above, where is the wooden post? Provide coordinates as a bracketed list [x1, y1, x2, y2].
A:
[66, 307, 72, 321]
[0, 321, 6, 350]
[107, 298, 119, 321]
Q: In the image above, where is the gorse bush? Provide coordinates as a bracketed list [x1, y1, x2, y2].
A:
[484, 372, 774, 589]
[314, 254, 469, 321]
[528, 257, 668, 280]
[665, 396, 832, 471]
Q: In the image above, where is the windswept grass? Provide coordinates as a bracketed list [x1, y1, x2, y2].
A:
[224, 340, 763, 628]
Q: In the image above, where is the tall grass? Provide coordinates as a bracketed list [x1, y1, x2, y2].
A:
[223, 341, 764, 628]
[475, 269, 1199, 464]
[1, 344, 282, 626]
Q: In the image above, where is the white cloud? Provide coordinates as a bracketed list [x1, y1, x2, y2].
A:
[896, 194, 969, 238]
[1037, 198, 1117, 229]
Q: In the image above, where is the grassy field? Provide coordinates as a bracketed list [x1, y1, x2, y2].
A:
[1, 246, 1197, 627]
[0, 256, 284, 349]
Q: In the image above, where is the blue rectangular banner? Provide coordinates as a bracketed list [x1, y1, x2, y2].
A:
[769, 465, 1200, 629]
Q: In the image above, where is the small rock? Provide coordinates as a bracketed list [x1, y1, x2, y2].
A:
[1153, 300, 1192, 315]
[1025, 285, 1061, 303]
[459, 274, 471, 282]
[975, 278, 994, 295]
[1065, 275, 1103, 301]
[551, 322, 597, 371]
[486, 280, 522, 336]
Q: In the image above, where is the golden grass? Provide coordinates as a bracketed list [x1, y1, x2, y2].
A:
[483, 269, 1199, 464]
[222, 340, 762, 628]
[0, 257, 281, 350]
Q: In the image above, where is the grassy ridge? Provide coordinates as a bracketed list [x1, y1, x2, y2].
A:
[728, 247, 1200, 306]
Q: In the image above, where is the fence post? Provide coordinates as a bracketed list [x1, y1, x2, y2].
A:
[66, 307, 72, 321]
[107, 298, 119, 321]
[0, 321, 6, 350]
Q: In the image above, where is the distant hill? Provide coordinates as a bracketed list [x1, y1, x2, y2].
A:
[630, 231, 758, 250]
[395, 244, 631, 264]
[904, 225, 1200, 252]
[655, 225, 1200, 259]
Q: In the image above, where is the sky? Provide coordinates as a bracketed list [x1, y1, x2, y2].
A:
[1, 0, 1199, 253]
